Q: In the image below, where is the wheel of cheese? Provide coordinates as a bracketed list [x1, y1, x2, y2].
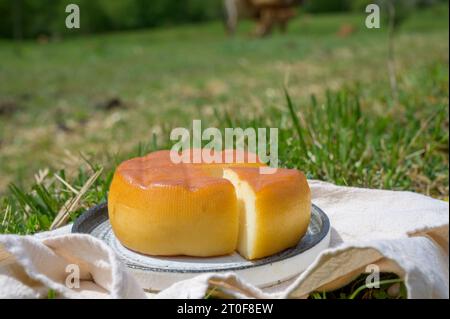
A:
[108, 149, 311, 259]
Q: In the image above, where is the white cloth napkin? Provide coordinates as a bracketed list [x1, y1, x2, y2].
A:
[0, 180, 448, 299]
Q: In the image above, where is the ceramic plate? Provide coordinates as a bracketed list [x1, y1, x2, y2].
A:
[72, 203, 330, 291]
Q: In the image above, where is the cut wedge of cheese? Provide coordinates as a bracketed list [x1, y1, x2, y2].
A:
[108, 149, 311, 260]
[222, 167, 311, 260]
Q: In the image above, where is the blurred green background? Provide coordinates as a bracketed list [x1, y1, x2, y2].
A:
[1, 0, 447, 39]
[0, 0, 448, 195]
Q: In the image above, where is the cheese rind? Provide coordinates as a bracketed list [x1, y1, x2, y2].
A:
[108, 151, 240, 256]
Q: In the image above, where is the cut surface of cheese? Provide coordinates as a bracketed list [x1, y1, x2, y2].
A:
[223, 167, 311, 260]
[108, 149, 311, 259]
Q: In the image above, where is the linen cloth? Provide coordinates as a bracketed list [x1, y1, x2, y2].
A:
[0, 180, 448, 299]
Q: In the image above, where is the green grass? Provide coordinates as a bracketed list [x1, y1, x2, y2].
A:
[0, 5, 448, 299]
[0, 6, 448, 193]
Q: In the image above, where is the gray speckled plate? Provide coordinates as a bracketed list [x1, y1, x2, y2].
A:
[72, 203, 330, 291]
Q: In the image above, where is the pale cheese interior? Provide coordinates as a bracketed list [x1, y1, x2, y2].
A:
[223, 168, 257, 259]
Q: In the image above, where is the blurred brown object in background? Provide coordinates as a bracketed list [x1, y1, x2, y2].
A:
[224, 0, 303, 37]
[337, 23, 357, 38]
[0, 100, 21, 117]
[95, 97, 126, 111]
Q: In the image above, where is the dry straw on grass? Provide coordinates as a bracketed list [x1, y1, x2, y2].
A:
[50, 168, 103, 230]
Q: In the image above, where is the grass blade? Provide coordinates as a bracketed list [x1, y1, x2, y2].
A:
[284, 88, 309, 158]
